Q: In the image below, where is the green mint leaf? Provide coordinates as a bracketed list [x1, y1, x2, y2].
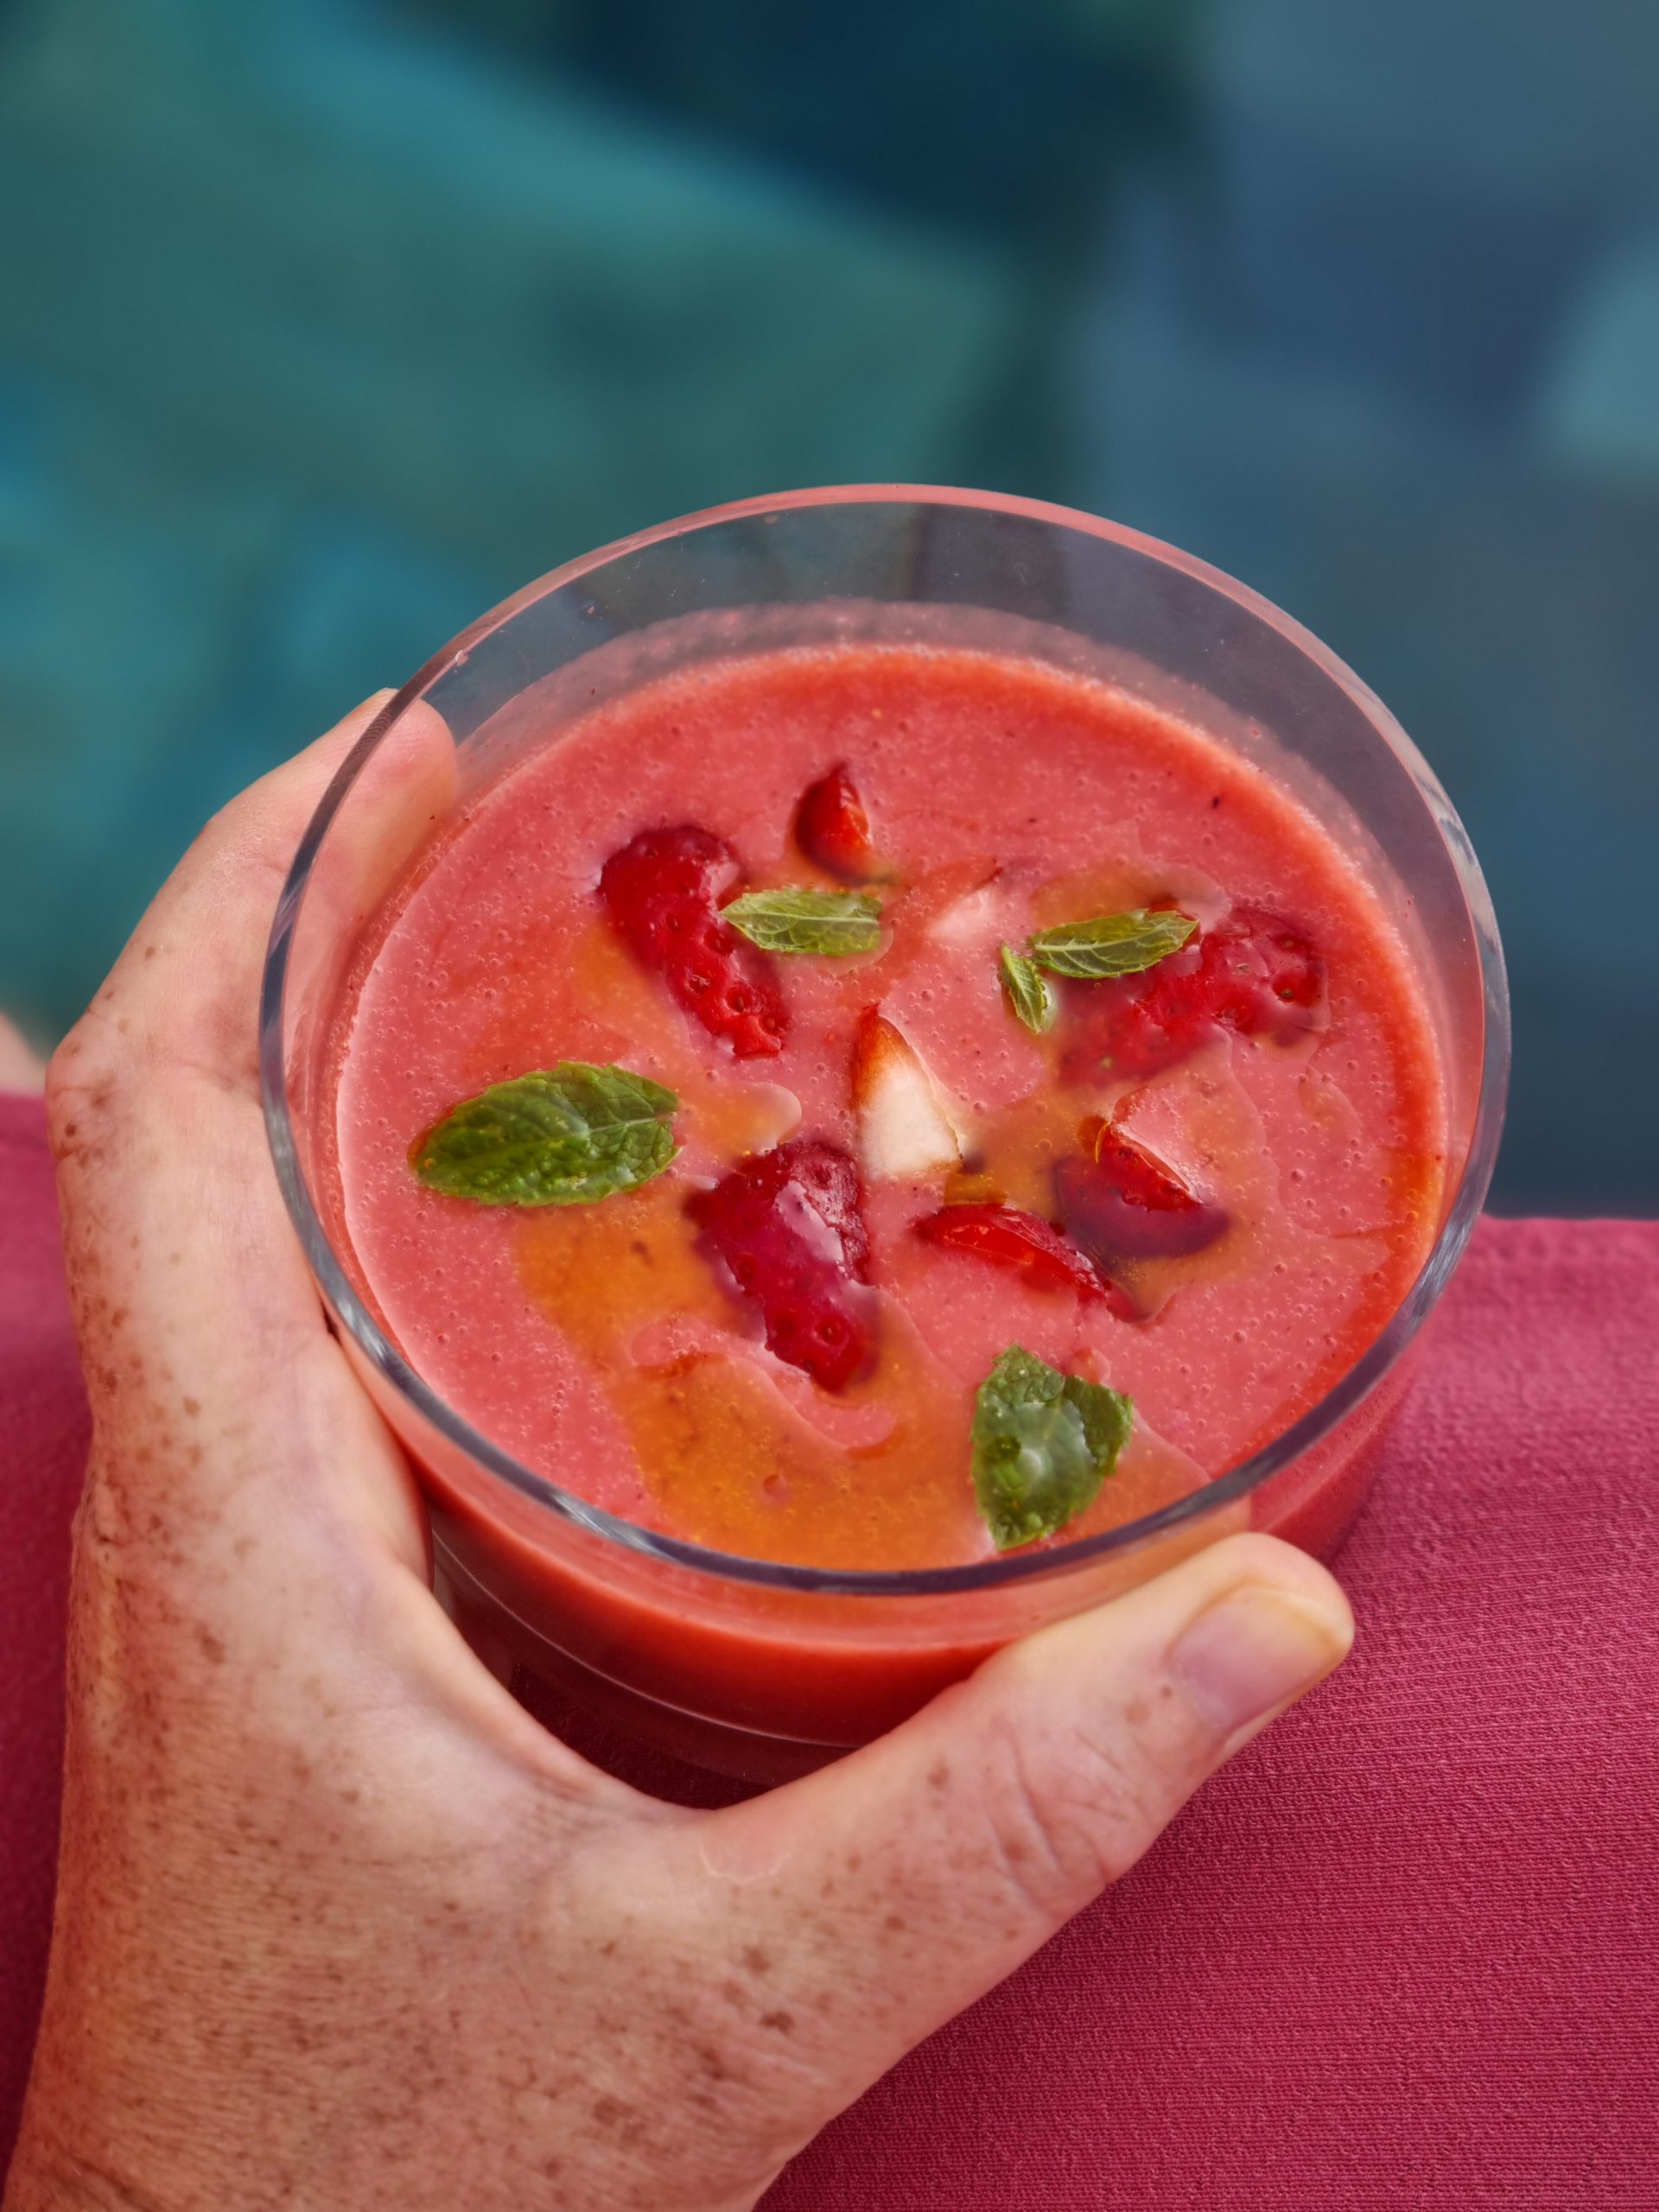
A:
[971, 1345, 1134, 1551]
[410, 1063, 678, 1207]
[722, 887, 883, 957]
[998, 943, 1058, 1033]
[1027, 908, 1197, 981]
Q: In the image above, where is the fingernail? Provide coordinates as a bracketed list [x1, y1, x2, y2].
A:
[1172, 1585, 1352, 1737]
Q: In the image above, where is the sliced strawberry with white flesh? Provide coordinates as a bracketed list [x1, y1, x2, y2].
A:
[851, 1009, 968, 1182]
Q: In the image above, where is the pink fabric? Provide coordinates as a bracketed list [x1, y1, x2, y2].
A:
[0, 1096, 87, 2177]
[2, 1094, 1655, 2202]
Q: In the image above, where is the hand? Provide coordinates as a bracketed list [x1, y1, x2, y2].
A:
[7, 698, 1353, 2212]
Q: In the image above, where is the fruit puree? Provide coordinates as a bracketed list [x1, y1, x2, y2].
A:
[329, 644, 1446, 1582]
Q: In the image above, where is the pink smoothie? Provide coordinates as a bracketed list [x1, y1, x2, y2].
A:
[328, 645, 1445, 1590]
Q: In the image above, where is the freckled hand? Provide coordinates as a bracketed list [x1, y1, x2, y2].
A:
[6, 701, 1351, 2212]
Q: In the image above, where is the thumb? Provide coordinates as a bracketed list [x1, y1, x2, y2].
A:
[672, 1533, 1350, 2117]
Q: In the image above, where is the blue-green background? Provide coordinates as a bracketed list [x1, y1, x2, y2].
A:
[3, 0, 1655, 1211]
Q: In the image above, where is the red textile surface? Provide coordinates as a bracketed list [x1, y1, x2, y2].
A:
[0, 1096, 87, 2180]
[1, 1090, 1655, 2203]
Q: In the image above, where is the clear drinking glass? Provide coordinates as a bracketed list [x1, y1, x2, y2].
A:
[261, 487, 1509, 1783]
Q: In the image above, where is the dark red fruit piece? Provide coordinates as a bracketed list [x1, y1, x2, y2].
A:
[1198, 905, 1325, 1033]
[794, 762, 882, 881]
[914, 1203, 1135, 1317]
[1058, 961, 1209, 1084]
[1053, 1124, 1228, 1262]
[600, 824, 788, 1058]
[686, 1139, 876, 1391]
[1059, 906, 1325, 1083]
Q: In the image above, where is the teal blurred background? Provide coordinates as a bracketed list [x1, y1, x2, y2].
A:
[2, 0, 1655, 1211]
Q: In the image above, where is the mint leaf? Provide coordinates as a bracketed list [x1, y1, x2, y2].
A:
[971, 1345, 1133, 1550]
[999, 943, 1057, 1034]
[410, 1064, 678, 1206]
[722, 887, 882, 956]
[1028, 908, 1196, 980]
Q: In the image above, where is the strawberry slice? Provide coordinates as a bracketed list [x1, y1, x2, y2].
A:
[599, 824, 788, 1058]
[1060, 906, 1324, 1082]
[686, 1139, 875, 1390]
[850, 1008, 967, 1181]
[795, 763, 883, 882]
[1053, 1123, 1228, 1262]
[1058, 966, 1208, 1084]
[1197, 905, 1325, 1035]
[915, 1203, 1137, 1319]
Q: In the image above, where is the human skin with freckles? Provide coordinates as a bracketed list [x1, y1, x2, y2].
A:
[3, 697, 1355, 2212]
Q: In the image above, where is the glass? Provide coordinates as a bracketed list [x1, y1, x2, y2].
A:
[261, 486, 1509, 1783]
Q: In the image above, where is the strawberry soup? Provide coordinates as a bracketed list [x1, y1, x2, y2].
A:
[270, 489, 1503, 1777]
[332, 644, 1442, 1572]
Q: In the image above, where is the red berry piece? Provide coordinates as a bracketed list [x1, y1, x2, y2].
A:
[795, 762, 883, 882]
[1198, 906, 1325, 1037]
[1059, 906, 1325, 1082]
[686, 1140, 876, 1391]
[1053, 1123, 1228, 1262]
[600, 824, 788, 1058]
[1058, 954, 1209, 1083]
[915, 1203, 1137, 1319]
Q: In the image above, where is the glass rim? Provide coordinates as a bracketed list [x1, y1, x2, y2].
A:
[259, 482, 1510, 1599]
